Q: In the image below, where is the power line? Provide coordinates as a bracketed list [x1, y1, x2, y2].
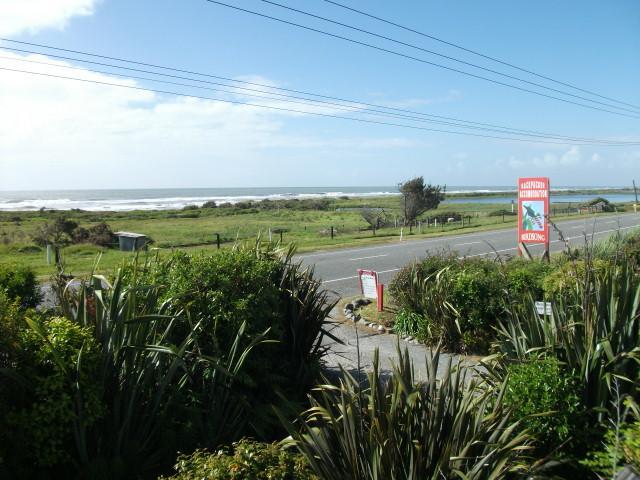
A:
[258, 0, 640, 115]
[3, 38, 639, 143]
[200, 0, 640, 119]
[2, 49, 634, 145]
[2, 66, 637, 146]
[322, 0, 640, 111]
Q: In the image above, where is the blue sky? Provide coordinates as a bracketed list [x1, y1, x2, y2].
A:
[0, 0, 639, 189]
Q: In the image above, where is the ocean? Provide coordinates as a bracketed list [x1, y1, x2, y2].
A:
[0, 186, 635, 212]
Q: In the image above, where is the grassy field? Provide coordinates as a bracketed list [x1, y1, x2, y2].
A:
[0, 195, 634, 278]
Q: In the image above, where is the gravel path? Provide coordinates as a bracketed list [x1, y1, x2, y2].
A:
[321, 307, 477, 382]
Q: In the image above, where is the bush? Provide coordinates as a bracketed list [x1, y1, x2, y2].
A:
[623, 234, 640, 269]
[201, 200, 217, 209]
[161, 440, 316, 480]
[582, 400, 640, 478]
[390, 253, 506, 352]
[0, 263, 40, 307]
[504, 357, 584, 456]
[542, 259, 608, 296]
[3, 316, 102, 473]
[503, 259, 552, 302]
[127, 244, 334, 444]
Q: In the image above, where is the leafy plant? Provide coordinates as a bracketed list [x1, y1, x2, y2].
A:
[282, 346, 531, 479]
[393, 308, 427, 339]
[0, 263, 40, 307]
[504, 357, 584, 456]
[160, 440, 316, 480]
[495, 261, 640, 423]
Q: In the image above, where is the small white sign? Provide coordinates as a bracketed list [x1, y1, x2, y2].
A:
[535, 301, 552, 316]
[358, 270, 378, 299]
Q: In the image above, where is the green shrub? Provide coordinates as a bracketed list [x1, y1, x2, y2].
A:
[496, 261, 640, 427]
[504, 357, 583, 456]
[582, 413, 640, 477]
[4, 316, 102, 471]
[161, 440, 316, 480]
[542, 259, 608, 297]
[0, 263, 40, 307]
[623, 234, 640, 269]
[503, 259, 552, 301]
[391, 253, 506, 352]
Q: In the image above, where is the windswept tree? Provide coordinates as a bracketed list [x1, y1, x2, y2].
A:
[361, 208, 386, 235]
[399, 177, 445, 231]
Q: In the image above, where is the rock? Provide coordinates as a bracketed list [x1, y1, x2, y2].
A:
[353, 314, 361, 322]
[377, 325, 385, 333]
[405, 336, 414, 342]
[387, 327, 394, 334]
[344, 303, 354, 311]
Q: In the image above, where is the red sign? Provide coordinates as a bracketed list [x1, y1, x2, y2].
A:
[518, 177, 550, 244]
[357, 269, 379, 299]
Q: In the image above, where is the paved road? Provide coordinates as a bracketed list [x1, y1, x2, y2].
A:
[312, 212, 640, 379]
[298, 212, 640, 298]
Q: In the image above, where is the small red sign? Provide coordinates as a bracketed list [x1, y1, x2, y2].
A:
[518, 177, 550, 244]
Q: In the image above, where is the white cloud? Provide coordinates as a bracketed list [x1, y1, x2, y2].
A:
[0, 52, 418, 189]
[0, 0, 98, 36]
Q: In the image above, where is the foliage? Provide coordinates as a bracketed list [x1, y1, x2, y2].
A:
[282, 346, 531, 479]
[503, 259, 552, 302]
[160, 440, 316, 480]
[59, 267, 267, 479]
[542, 259, 608, 296]
[0, 263, 40, 307]
[582, 398, 640, 477]
[495, 261, 640, 423]
[3, 316, 102, 473]
[392, 308, 428, 339]
[390, 253, 507, 352]
[399, 176, 445, 225]
[201, 200, 217, 209]
[72, 222, 116, 247]
[586, 197, 616, 212]
[504, 357, 584, 456]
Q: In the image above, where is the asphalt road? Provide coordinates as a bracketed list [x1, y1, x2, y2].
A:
[299, 212, 640, 298]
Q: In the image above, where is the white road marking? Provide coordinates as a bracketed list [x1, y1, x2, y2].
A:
[319, 219, 640, 285]
[300, 213, 640, 261]
[349, 254, 388, 261]
[323, 275, 359, 284]
[454, 241, 481, 247]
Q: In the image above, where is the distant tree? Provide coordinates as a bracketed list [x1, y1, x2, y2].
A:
[31, 216, 78, 246]
[399, 177, 445, 231]
[361, 208, 386, 235]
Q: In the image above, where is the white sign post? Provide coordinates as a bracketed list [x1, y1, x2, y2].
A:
[535, 301, 552, 317]
[358, 269, 379, 299]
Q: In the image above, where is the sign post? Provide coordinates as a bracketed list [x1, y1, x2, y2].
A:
[358, 269, 379, 299]
[518, 177, 550, 261]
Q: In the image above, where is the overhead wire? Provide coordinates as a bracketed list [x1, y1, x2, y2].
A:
[200, 0, 640, 119]
[1, 50, 635, 145]
[257, 0, 640, 115]
[321, 0, 640, 111]
[2, 65, 638, 146]
[2, 37, 638, 141]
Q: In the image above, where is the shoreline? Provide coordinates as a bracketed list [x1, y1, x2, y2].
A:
[0, 187, 636, 213]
